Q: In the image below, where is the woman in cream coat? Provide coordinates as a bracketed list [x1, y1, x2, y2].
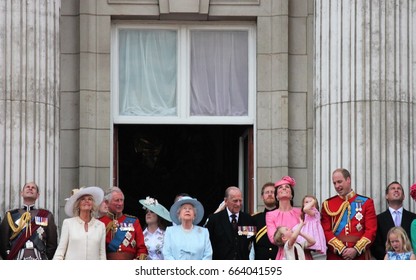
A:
[53, 186, 106, 260]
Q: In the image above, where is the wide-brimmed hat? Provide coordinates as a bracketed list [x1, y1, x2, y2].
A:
[139, 196, 172, 222]
[169, 196, 204, 225]
[64, 186, 104, 217]
[275, 176, 296, 188]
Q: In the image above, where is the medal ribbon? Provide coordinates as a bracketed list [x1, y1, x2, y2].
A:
[107, 216, 136, 252]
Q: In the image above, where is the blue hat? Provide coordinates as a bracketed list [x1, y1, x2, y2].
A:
[169, 196, 204, 225]
[139, 197, 172, 222]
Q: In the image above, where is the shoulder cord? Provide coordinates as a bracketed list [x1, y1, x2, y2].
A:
[7, 211, 32, 240]
[323, 200, 351, 233]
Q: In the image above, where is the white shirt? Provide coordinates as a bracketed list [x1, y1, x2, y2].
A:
[389, 207, 403, 226]
[226, 208, 239, 223]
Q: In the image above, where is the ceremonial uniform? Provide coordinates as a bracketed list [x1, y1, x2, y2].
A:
[99, 213, 148, 260]
[0, 205, 58, 260]
[321, 191, 377, 260]
[252, 209, 278, 260]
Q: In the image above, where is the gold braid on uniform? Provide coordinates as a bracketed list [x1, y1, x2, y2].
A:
[323, 200, 352, 255]
[7, 211, 32, 240]
[322, 200, 350, 233]
[354, 237, 371, 255]
[328, 237, 346, 255]
[136, 253, 148, 260]
[256, 226, 267, 243]
[105, 212, 118, 238]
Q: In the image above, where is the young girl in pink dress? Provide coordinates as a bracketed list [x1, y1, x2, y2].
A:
[294, 195, 327, 256]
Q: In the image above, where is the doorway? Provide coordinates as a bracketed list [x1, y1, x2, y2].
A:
[115, 124, 253, 227]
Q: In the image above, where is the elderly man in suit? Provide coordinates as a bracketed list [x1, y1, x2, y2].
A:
[371, 181, 416, 259]
[205, 186, 256, 260]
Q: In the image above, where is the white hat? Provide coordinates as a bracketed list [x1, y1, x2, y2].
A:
[139, 197, 172, 222]
[64, 186, 104, 217]
[169, 196, 204, 225]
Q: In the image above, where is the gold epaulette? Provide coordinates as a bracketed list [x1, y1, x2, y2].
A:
[125, 214, 138, 220]
[328, 237, 346, 255]
[354, 237, 371, 255]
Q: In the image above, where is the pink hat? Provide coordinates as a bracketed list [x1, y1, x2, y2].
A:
[410, 183, 416, 201]
[275, 176, 296, 188]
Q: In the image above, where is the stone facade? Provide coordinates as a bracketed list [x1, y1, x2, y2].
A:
[1, 0, 415, 225]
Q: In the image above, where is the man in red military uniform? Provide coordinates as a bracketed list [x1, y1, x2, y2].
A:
[99, 187, 148, 260]
[321, 168, 377, 260]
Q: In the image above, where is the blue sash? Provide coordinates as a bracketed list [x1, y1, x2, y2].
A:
[334, 195, 368, 236]
[107, 216, 136, 252]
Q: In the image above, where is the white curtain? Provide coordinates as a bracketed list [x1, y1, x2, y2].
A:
[190, 30, 248, 116]
[119, 29, 177, 116]
[118, 29, 249, 117]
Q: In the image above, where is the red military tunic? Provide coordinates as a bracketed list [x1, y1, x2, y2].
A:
[99, 213, 148, 260]
[321, 191, 377, 260]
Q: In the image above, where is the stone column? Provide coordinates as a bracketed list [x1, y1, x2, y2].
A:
[314, 0, 416, 212]
[0, 0, 60, 214]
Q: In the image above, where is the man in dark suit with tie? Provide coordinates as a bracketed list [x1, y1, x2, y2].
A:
[371, 181, 416, 259]
[206, 186, 256, 260]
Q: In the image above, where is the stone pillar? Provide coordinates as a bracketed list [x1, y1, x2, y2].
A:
[0, 0, 60, 214]
[314, 0, 416, 212]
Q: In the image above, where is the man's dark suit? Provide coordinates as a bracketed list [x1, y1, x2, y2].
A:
[206, 209, 255, 260]
[371, 209, 416, 260]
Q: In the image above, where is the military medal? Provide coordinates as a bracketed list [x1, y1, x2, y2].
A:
[125, 231, 132, 240]
[35, 216, 48, 226]
[128, 223, 135, 231]
[355, 201, 362, 212]
[122, 238, 130, 247]
[37, 227, 44, 240]
[25, 240, 34, 249]
[356, 223, 363, 231]
[237, 226, 257, 238]
[355, 212, 363, 221]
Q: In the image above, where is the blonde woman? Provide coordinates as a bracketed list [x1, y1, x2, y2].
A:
[53, 186, 106, 260]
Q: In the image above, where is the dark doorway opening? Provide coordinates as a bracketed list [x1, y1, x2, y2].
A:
[116, 124, 252, 228]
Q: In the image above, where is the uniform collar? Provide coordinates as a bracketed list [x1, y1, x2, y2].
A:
[22, 204, 36, 211]
[340, 190, 355, 201]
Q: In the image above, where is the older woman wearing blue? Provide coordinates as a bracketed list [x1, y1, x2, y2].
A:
[162, 196, 212, 260]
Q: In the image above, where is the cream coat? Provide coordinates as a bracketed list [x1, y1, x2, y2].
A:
[53, 217, 106, 260]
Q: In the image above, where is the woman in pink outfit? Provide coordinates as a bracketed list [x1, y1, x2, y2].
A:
[266, 176, 312, 260]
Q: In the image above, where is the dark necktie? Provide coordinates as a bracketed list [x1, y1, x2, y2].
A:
[231, 214, 238, 231]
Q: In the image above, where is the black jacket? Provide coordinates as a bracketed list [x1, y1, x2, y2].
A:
[206, 209, 255, 260]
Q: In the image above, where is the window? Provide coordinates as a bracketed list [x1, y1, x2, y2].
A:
[112, 22, 256, 124]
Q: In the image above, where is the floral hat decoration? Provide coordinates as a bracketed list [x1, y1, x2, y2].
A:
[410, 183, 416, 201]
[275, 176, 296, 188]
[139, 196, 172, 222]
